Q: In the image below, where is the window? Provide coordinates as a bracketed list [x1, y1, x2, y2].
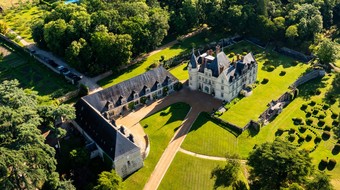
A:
[221, 86, 224, 90]
[221, 92, 224, 97]
[199, 76, 201, 80]
[190, 76, 192, 80]
[157, 83, 161, 89]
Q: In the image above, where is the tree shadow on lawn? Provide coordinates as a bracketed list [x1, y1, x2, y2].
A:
[297, 77, 327, 100]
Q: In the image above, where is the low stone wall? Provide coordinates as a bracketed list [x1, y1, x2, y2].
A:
[290, 69, 325, 88]
[275, 47, 314, 62]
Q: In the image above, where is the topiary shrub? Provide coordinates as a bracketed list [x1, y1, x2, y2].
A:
[309, 101, 316, 106]
[319, 159, 328, 171]
[314, 136, 322, 144]
[299, 126, 307, 133]
[289, 128, 296, 134]
[324, 125, 331, 131]
[298, 137, 305, 144]
[306, 118, 313, 125]
[300, 104, 308, 111]
[322, 104, 329, 110]
[128, 102, 135, 110]
[332, 144, 340, 155]
[331, 112, 339, 119]
[318, 119, 325, 127]
[322, 131, 331, 140]
[318, 113, 326, 119]
[261, 78, 269, 84]
[305, 112, 312, 118]
[305, 134, 312, 142]
[332, 120, 339, 127]
[327, 159, 337, 170]
[313, 109, 319, 115]
[278, 70, 286, 76]
[293, 117, 304, 125]
[288, 134, 296, 142]
[315, 89, 321, 95]
[275, 128, 284, 136]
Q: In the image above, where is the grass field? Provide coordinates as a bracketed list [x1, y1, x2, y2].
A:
[1, 6, 45, 42]
[123, 103, 191, 189]
[181, 113, 238, 157]
[98, 31, 224, 88]
[169, 63, 189, 81]
[159, 152, 247, 190]
[0, 41, 76, 97]
[219, 41, 309, 127]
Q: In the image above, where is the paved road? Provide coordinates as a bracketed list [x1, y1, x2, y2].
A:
[116, 87, 222, 190]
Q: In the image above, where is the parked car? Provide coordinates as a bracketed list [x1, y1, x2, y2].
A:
[60, 68, 70, 75]
[66, 72, 82, 82]
[47, 60, 58, 68]
[57, 65, 64, 71]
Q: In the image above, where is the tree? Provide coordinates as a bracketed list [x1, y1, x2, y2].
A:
[43, 19, 68, 55]
[0, 80, 75, 189]
[247, 139, 314, 189]
[94, 169, 123, 190]
[307, 172, 334, 190]
[316, 38, 339, 64]
[286, 25, 299, 44]
[211, 159, 241, 189]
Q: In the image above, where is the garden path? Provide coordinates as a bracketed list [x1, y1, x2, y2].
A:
[178, 148, 247, 163]
[116, 87, 222, 190]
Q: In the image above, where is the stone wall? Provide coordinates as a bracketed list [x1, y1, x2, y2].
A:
[114, 149, 144, 178]
[290, 69, 325, 88]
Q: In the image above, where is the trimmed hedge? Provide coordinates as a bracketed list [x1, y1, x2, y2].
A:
[322, 131, 331, 140]
[324, 125, 331, 131]
[288, 134, 296, 142]
[300, 104, 308, 110]
[319, 159, 328, 170]
[261, 78, 269, 84]
[328, 159, 337, 170]
[305, 134, 312, 142]
[299, 126, 307, 133]
[309, 101, 316, 106]
[314, 136, 322, 144]
[306, 118, 313, 125]
[279, 70, 286, 76]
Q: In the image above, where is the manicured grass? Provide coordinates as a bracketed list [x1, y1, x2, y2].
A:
[0, 42, 76, 97]
[123, 103, 191, 189]
[1, 6, 45, 42]
[169, 63, 189, 81]
[181, 113, 238, 157]
[98, 31, 224, 88]
[159, 152, 247, 190]
[220, 41, 309, 127]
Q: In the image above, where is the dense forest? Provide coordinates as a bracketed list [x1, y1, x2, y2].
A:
[32, 0, 339, 75]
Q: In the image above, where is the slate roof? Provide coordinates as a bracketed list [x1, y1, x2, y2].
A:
[83, 66, 178, 113]
[224, 53, 257, 82]
[189, 51, 197, 68]
[74, 99, 139, 160]
[206, 52, 231, 77]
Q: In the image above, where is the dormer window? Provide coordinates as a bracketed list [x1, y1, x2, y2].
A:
[146, 87, 150, 94]
[108, 101, 114, 110]
[134, 92, 138, 99]
[157, 83, 161, 89]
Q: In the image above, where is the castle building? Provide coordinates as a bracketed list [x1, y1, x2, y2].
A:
[73, 66, 178, 178]
[188, 46, 258, 102]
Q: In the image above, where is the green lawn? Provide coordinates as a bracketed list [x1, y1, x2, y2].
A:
[123, 103, 191, 189]
[181, 113, 238, 157]
[0, 41, 76, 97]
[169, 63, 189, 81]
[1, 6, 45, 42]
[335, 59, 340, 68]
[220, 41, 309, 127]
[159, 152, 247, 190]
[98, 31, 224, 88]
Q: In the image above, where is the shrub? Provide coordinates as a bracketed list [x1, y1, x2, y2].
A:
[242, 51, 248, 55]
[140, 96, 147, 104]
[128, 102, 135, 110]
[78, 84, 89, 97]
[306, 118, 313, 125]
[291, 60, 299, 66]
[305, 134, 312, 142]
[279, 70, 286, 76]
[314, 137, 321, 145]
[289, 128, 296, 134]
[300, 104, 308, 111]
[318, 119, 325, 127]
[214, 111, 222, 117]
[309, 101, 316, 106]
[319, 159, 328, 170]
[312, 109, 319, 115]
[318, 113, 326, 119]
[324, 125, 331, 131]
[298, 137, 305, 144]
[275, 128, 284, 136]
[261, 78, 269, 84]
[332, 120, 339, 127]
[174, 82, 183, 91]
[322, 104, 329, 110]
[293, 117, 304, 125]
[305, 112, 311, 118]
[267, 65, 275, 72]
[328, 159, 337, 170]
[333, 144, 340, 155]
[322, 131, 331, 140]
[315, 89, 321, 95]
[229, 52, 235, 58]
[288, 134, 296, 142]
[331, 112, 339, 119]
[143, 124, 148, 128]
[299, 126, 307, 133]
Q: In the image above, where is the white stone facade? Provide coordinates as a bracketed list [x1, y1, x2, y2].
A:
[188, 48, 258, 102]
